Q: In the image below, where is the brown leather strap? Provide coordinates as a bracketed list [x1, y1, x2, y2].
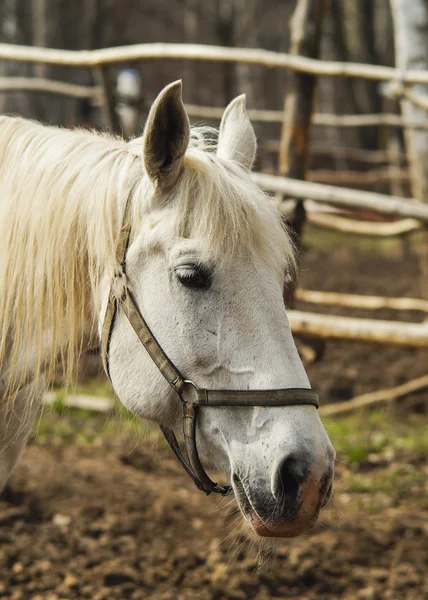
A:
[115, 192, 133, 267]
[101, 189, 133, 382]
[194, 388, 319, 408]
[160, 417, 229, 495]
[101, 293, 118, 381]
[182, 403, 228, 493]
[120, 289, 185, 395]
[159, 424, 206, 489]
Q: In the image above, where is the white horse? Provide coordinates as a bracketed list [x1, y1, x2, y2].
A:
[0, 81, 334, 538]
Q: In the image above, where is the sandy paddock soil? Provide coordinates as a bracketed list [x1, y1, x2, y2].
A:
[0, 238, 427, 600]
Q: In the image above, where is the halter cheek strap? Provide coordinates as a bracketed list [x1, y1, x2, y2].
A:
[101, 194, 319, 496]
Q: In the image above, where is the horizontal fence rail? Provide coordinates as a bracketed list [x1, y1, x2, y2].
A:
[253, 172, 428, 223]
[312, 112, 428, 128]
[307, 168, 410, 186]
[296, 289, 428, 312]
[43, 392, 113, 412]
[320, 375, 428, 416]
[0, 82, 420, 129]
[306, 212, 421, 236]
[0, 80, 421, 131]
[288, 310, 428, 348]
[1, 42, 428, 88]
[186, 104, 428, 129]
[282, 143, 407, 165]
[0, 76, 101, 98]
[0, 80, 422, 129]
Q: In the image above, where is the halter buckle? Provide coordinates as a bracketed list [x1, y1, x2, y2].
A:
[111, 269, 128, 302]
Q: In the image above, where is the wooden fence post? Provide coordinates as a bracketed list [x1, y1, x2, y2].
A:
[390, 0, 428, 297]
[278, 0, 327, 308]
[94, 65, 122, 135]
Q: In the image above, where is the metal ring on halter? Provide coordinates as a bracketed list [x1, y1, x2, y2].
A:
[183, 379, 199, 391]
[180, 379, 200, 403]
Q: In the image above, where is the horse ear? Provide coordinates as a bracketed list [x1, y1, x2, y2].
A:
[217, 94, 256, 171]
[142, 80, 190, 188]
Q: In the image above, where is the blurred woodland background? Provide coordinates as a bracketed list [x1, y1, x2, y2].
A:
[0, 0, 395, 154]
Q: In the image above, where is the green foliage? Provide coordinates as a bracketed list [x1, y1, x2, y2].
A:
[323, 408, 428, 512]
[324, 409, 428, 466]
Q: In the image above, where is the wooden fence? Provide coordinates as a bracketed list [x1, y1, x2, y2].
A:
[1, 38, 427, 368]
[0, 42, 420, 188]
[1, 40, 428, 85]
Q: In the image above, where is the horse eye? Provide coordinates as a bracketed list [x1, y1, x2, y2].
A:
[175, 264, 212, 290]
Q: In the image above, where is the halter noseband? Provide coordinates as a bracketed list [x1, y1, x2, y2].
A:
[101, 195, 319, 496]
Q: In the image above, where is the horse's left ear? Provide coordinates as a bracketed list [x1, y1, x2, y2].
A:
[217, 95, 256, 171]
[142, 80, 190, 188]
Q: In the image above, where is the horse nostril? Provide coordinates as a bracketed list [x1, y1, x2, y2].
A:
[274, 454, 308, 500]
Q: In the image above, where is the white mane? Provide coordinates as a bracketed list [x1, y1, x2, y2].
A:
[0, 117, 294, 395]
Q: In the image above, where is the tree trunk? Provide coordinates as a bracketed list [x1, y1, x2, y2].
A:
[233, 0, 258, 108]
[390, 0, 428, 297]
[33, 0, 46, 77]
[0, 0, 33, 117]
[390, 0, 428, 203]
[278, 0, 327, 308]
[215, 0, 237, 104]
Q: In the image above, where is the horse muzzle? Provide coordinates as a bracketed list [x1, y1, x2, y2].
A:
[232, 455, 334, 538]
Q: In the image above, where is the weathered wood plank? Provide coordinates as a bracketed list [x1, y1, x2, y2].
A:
[252, 172, 428, 223]
[0, 41, 427, 86]
[289, 310, 428, 347]
[296, 289, 428, 312]
[306, 213, 421, 236]
[186, 104, 428, 128]
[43, 392, 114, 412]
[320, 374, 428, 416]
[0, 76, 100, 98]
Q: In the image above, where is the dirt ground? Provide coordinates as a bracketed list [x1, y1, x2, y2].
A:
[0, 237, 427, 600]
[299, 230, 428, 403]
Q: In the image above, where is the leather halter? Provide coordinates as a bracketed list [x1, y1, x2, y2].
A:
[101, 194, 319, 496]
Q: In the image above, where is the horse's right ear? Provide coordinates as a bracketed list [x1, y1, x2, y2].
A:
[142, 80, 190, 189]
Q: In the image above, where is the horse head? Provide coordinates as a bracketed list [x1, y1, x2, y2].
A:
[102, 81, 335, 538]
